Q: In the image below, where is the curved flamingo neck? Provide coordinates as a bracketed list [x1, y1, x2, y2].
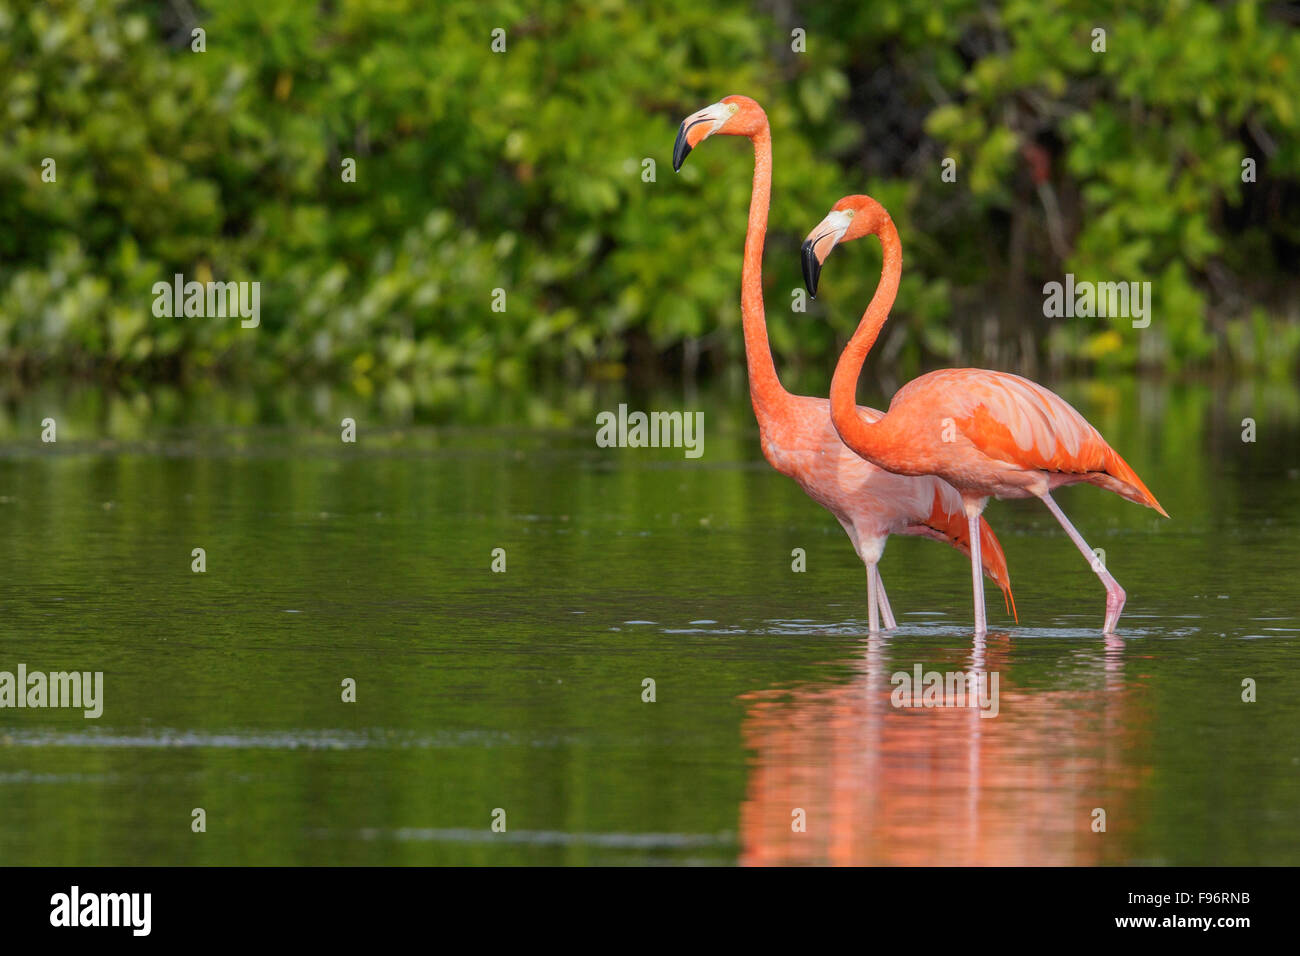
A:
[829, 217, 902, 457]
[739, 123, 790, 423]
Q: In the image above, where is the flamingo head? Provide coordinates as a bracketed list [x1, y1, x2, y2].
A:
[800, 195, 891, 298]
[672, 95, 766, 171]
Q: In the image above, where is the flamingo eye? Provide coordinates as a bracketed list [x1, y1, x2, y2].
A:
[844, 209, 855, 219]
[727, 103, 739, 115]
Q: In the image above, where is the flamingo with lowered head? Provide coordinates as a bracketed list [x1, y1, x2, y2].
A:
[801, 194, 1168, 634]
[672, 96, 1014, 632]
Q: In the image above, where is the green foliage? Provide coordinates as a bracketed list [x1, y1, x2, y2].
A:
[2, 0, 1298, 390]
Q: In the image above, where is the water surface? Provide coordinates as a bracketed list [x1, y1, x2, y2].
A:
[0, 378, 1297, 864]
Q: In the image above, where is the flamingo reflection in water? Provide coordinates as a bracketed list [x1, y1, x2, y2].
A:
[738, 633, 1148, 865]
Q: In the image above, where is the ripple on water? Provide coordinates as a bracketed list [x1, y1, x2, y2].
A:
[1, 728, 568, 751]
[352, 827, 735, 848]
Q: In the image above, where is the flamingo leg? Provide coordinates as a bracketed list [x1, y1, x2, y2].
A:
[1039, 492, 1127, 632]
[966, 509, 987, 636]
[866, 562, 882, 634]
[874, 566, 898, 630]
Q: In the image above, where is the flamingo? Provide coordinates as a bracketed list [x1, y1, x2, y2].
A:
[800, 194, 1168, 635]
[672, 96, 1014, 632]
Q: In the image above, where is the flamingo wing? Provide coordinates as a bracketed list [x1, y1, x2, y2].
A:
[918, 370, 1167, 516]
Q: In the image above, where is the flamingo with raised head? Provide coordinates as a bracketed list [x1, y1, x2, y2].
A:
[800, 194, 1168, 634]
[672, 96, 1014, 632]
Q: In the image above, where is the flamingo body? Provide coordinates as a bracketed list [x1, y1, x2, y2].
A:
[759, 392, 1014, 607]
[853, 368, 1166, 514]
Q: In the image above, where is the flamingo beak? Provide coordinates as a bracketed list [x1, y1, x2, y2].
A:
[672, 103, 729, 172]
[800, 210, 853, 298]
[672, 121, 699, 171]
[800, 237, 825, 298]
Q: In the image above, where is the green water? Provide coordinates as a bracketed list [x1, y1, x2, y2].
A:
[0, 377, 1297, 865]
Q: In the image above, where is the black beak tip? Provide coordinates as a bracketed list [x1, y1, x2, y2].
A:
[800, 240, 821, 298]
[672, 122, 692, 172]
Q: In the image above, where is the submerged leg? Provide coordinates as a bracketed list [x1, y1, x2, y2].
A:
[1039, 492, 1126, 632]
[966, 505, 987, 636]
[874, 566, 898, 630]
[866, 562, 881, 634]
